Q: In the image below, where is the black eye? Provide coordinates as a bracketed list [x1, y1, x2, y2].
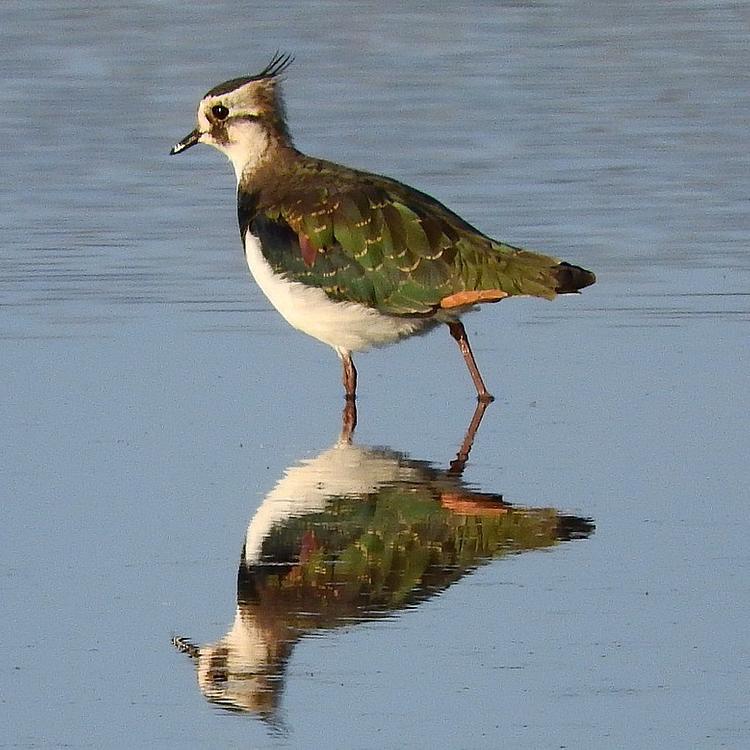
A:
[211, 104, 229, 120]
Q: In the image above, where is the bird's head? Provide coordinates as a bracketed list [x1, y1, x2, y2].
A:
[170, 52, 294, 180]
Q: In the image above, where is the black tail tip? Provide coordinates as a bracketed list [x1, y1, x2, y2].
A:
[554, 261, 596, 294]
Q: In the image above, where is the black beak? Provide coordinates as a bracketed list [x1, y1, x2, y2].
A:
[170, 129, 201, 155]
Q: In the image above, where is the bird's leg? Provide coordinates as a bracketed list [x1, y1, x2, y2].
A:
[448, 399, 491, 476]
[340, 398, 358, 443]
[340, 351, 358, 401]
[447, 321, 494, 403]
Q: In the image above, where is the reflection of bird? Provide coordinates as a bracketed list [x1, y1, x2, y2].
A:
[171, 53, 595, 401]
[172, 408, 594, 718]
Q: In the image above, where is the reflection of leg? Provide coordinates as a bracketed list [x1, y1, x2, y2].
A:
[341, 351, 357, 401]
[448, 399, 491, 475]
[340, 398, 357, 443]
[447, 320, 494, 403]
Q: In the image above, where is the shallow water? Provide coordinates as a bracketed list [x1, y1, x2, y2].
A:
[2, 2, 749, 748]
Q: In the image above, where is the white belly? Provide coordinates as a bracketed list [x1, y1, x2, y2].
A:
[243, 231, 433, 354]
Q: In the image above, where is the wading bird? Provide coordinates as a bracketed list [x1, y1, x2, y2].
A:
[171, 53, 595, 402]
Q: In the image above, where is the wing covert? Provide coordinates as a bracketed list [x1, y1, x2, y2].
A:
[247, 166, 564, 316]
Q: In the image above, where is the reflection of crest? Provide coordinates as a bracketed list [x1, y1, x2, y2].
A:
[174, 403, 593, 719]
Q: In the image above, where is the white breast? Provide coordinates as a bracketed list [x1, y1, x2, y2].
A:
[243, 231, 433, 354]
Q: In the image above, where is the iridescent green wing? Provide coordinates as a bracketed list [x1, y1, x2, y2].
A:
[250, 165, 566, 316]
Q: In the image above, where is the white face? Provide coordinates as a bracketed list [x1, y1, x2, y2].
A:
[195, 89, 271, 181]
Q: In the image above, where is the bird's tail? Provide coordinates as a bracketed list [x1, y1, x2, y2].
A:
[445, 242, 596, 305]
[552, 261, 596, 294]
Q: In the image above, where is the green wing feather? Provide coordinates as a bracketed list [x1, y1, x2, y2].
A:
[250, 158, 584, 317]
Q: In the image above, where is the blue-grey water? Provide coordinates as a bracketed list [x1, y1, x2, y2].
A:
[2, 2, 749, 748]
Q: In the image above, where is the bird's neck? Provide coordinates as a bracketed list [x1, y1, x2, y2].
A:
[220, 119, 293, 183]
[236, 144, 304, 237]
[237, 141, 302, 194]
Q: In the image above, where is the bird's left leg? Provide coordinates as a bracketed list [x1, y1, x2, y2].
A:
[447, 320, 494, 403]
[340, 350, 358, 401]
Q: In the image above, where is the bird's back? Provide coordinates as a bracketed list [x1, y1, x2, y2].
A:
[239, 152, 595, 318]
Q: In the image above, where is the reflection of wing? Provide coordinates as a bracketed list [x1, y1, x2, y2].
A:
[175, 439, 593, 717]
[244, 441, 591, 615]
[243, 442, 427, 564]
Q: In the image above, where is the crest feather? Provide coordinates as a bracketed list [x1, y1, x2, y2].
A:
[204, 52, 295, 98]
[255, 51, 295, 80]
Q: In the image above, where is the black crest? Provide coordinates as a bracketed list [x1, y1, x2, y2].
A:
[205, 52, 295, 98]
[254, 51, 295, 80]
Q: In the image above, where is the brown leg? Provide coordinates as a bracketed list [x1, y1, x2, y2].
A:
[341, 351, 357, 401]
[340, 398, 357, 443]
[447, 320, 494, 402]
[448, 399, 491, 476]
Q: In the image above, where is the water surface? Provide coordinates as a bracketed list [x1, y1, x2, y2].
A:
[2, 2, 748, 748]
